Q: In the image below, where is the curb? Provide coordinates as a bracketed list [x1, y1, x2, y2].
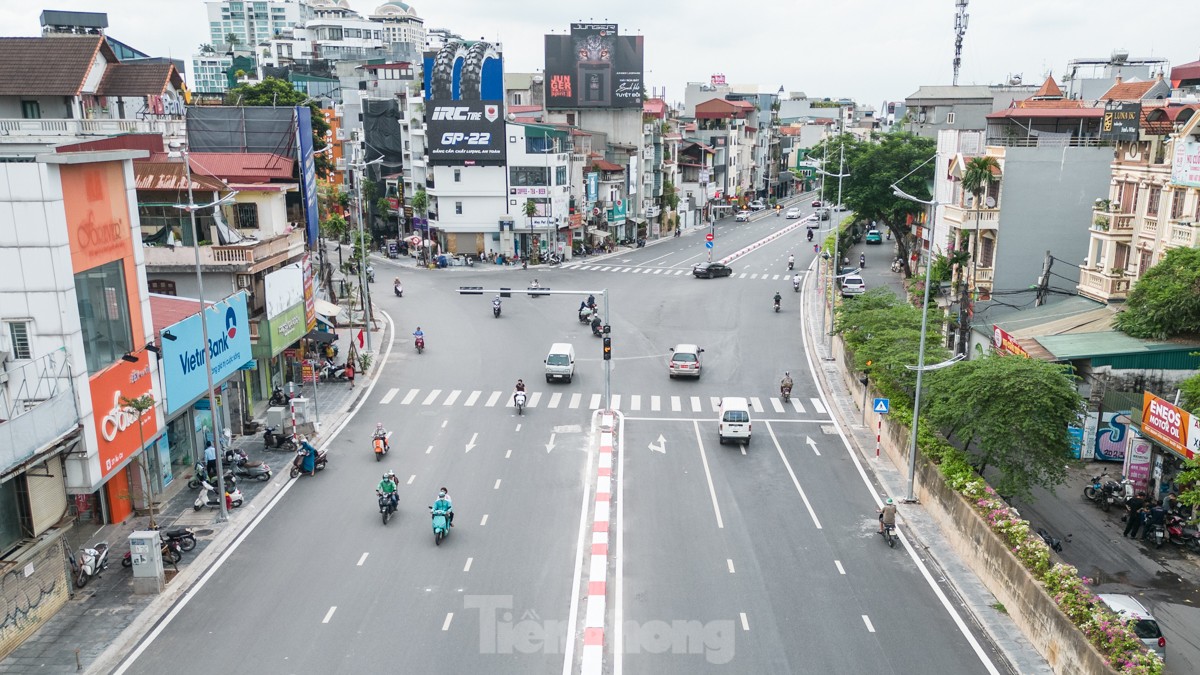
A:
[581, 411, 616, 675]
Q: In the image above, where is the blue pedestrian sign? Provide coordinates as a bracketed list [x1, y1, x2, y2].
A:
[873, 398, 890, 414]
[705, 241, 714, 249]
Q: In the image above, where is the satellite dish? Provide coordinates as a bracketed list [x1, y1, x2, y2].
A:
[985, 196, 996, 208]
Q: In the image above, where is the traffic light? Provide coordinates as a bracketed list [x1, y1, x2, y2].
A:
[603, 337, 612, 360]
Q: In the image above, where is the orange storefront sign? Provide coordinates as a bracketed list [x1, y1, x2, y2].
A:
[992, 325, 1029, 358]
[88, 351, 158, 481]
[1140, 392, 1199, 461]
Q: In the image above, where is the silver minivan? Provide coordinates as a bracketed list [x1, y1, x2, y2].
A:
[1097, 594, 1166, 661]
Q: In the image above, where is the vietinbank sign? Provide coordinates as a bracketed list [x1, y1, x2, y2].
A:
[162, 292, 252, 415]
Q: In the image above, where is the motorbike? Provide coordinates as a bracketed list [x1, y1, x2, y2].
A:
[366, 265, 375, 283]
[792, 279, 800, 292]
[394, 283, 403, 297]
[289, 445, 329, 479]
[162, 527, 197, 552]
[373, 433, 390, 461]
[122, 534, 183, 567]
[1146, 520, 1167, 548]
[859, 255, 866, 269]
[773, 299, 781, 313]
[780, 385, 792, 403]
[225, 448, 271, 481]
[187, 461, 237, 490]
[1165, 514, 1197, 547]
[514, 391, 527, 416]
[636, 238, 646, 248]
[547, 253, 562, 265]
[430, 505, 450, 545]
[320, 360, 352, 381]
[74, 542, 110, 588]
[891, 258, 903, 273]
[194, 480, 244, 511]
[493, 302, 502, 318]
[415, 335, 425, 354]
[591, 324, 603, 337]
[268, 386, 292, 407]
[578, 307, 594, 324]
[263, 426, 298, 452]
[880, 523, 896, 548]
[379, 492, 398, 525]
[806, 230, 813, 242]
[1084, 471, 1122, 511]
[787, 260, 795, 271]
[673, 229, 681, 238]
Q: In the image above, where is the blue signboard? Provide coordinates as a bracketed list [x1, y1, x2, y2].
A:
[161, 292, 253, 415]
[586, 172, 598, 203]
[296, 106, 319, 249]
[423, 42, 504, 101]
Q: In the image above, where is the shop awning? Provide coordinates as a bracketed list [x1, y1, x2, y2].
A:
[304, 329, 337, 345]
[315, 298, 342, 318]
[590, 229, 611, 239]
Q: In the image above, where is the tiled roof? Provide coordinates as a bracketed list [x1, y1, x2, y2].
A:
[186, 152, 295, 182]
[643, 98, 667, 117]
[589, 158, 624, 172]
[987, 107, 1104, 120]
[98, 62, 181, 96]
[1098, 79, 1156, 101]
[135, 161, 227, 191]
[1032, 75, 1064, 99]
[0, 36, 114, 96]
[150, 294, 213, 337]
[1171, 59, 1200, 83]
[508, 105, 542, 114]
[1016, 98, 1086, 109]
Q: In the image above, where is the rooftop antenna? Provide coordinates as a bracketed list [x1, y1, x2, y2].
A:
[952, 0, 969, 86]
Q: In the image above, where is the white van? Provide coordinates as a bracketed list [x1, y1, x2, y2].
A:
[544, 343, 576, 383]
[718, 397, 752, 445]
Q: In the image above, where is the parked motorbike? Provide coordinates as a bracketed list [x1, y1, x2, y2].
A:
[1146, 520, 1167, 548]
[891, 258, 903, 273]
[122, 535, 183, 567]
[194, 480, 244, 511]
[187, 462, 237, 490]
[514, 391, 527, 416]
[635, 238, 646, 248]
[415, 336, 425, 354]
[320, 360, 352, 381]
[268, 386, 292, 407]
[225, 448, 271, 481]
[1084, 471, 1121, 511]
[430, 505, 450, 545]
[74, 542, 110, 588]
[162, 527, 197, 552]
[263, 426, 298, 452]
[547, 253, 562, 265]
[289, 445, 329, 479]
[379, 492, 398, 525]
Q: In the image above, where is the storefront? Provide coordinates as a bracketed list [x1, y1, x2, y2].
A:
[1131, 392, 1199, 502]
[248, 263, 315, 412]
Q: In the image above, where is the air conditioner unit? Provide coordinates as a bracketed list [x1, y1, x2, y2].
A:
[336, 128, 348, 141]
[236, 274, 252, 289]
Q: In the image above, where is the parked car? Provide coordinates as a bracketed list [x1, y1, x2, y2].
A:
[840, 274, 866, 297]
[749, 200, 766, 211]
[865, 229, 883, 244]
[693, 262, 734, 279]
[785, 207, 802, 219]
[668, 344, 704, 378]
[734, 210, 751, 222]
[1097, 594, 1166, 662]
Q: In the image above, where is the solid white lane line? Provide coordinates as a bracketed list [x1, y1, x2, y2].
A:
[589, 393, 602, 409]
[771, 398, 785, 413]
[401, 388, 419, 404]
[422, 389, 442, 405]
[615, 410, 626, 675]
[562, 410, 600, 675]
[480, 514, 489, 526]
[442, 613, 453, 631]
[569, 393, 582, 409]
[671, 396, 682, 412]
[690, 396, 702, 412]
[811, 398, 826, 414]
[464, 557, 473, 572]
[693, 420, 724, 529]
[322, 606, 337, 624]
[835, 560, 846, 575]
[357, 552, 369, 566]
[485, 391, 502, 407]
[380, 387, 399, 404]
[464, 390, 481, 406]
[407, 474, 415, 485]
[650, 395, 661, 411]
[766, 421, 822, 529]
[494, 479, 501, 490]
[629, 394, 641, 411]
[548, 392, 562, 408]
[443, 389, 461, 405]
[739, 613, 749, 631]
[862, 615, 875, 633]
[727, 559, 735, 574]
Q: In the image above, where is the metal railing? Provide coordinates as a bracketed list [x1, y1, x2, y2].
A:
[0, 348, 78, 472]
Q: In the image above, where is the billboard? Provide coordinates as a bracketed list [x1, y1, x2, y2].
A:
[296, 107, 319, 248]
[427, 100, 506, 164]
[423, 41, 504, 101]
[1140, 392, 1200, 460]
[1100, 102, 1140, 142]
[1172, 139, 1200, 188]
[88, 349, 158, 481]
[161, 293, 253, 415]
[545, 24, 644, 109]
[264, 264, 303, 320]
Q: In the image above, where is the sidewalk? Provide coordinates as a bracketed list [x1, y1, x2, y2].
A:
[800, 265, 1050, 675]
[0, 321, 390, 675]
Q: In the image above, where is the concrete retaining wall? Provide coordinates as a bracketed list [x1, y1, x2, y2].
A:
[0, 534, 70, 660]
[833, 337, 1117, 675]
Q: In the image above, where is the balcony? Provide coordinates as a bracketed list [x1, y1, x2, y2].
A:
[0, 117, 185, 145]
[1078, 267, 1131, 302]
[1091, 212, 1134, 239]
[943, 204, 998, 230]
[143, 229, 306, 274]
[0, 349, 79, 474]
[1167, 220, 1199, 249]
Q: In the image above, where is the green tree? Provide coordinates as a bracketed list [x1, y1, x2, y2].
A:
[225, 33, 240, 46]
[320, 214, 348, 269]
[1180, 370, 1200, 415]
[375, 198, 393, 238]
[923, 354, 1084, 500]
[523, 198, 539, 264]
[835, 288, 951, 399]
[1114, 247, 1200, 339]
[223, 77, 332, 179]
[121, 394, 159, 527]
[956, 155, 1001, 353]
[660, 177, 680, 225]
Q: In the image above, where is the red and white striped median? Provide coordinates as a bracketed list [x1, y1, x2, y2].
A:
[581, 411, 616, 675]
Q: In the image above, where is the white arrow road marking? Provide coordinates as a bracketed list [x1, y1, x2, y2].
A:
[380, 387, 399, 404]
[806, 437, 821, 456]
[648, 434, 666, 453]
[545, 433, 557, 453]
[465, 433, 478, 453]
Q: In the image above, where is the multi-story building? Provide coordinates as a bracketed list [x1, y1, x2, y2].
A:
[903, 83, 1039, 139]
[1078, 105, 1200, 303]
[371, 1, 426, 48]
[505, 123, 571, 259]
[203, 0, 313, 50]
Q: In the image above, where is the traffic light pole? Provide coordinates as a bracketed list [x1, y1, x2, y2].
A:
[458, 287, 612, 411]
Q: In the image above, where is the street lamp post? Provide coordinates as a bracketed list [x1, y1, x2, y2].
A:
[352, 151, 384, 354]
[171, 144, 239, 522]
[816, 144, 849, 347]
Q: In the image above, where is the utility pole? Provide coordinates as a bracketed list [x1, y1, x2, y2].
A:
[1035, 251, 1053, 307]
[952, 1, 970, 86]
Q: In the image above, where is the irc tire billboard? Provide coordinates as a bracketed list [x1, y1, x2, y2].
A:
[426, 100, 506, 165]
[545, 23, 644, 109]
[424, 41, 504, 101]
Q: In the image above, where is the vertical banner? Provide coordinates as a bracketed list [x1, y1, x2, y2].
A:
[296, 106, 319, 248]
[302, 253, 316, 332]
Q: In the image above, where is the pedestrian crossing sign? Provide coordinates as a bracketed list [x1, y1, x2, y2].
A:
[873, 398, 890, 414]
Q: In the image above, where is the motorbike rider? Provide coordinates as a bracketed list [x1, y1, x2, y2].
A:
[373, 422, 390, 453]
[859, 253, 866, 268]
[780, 371, 794, 396]
[433, 487, 454, 527]
[773, 291, 782, 310]
[393, 277, 403, 296]
[879, 498, 897, 534]
[1143, 500, 1167, 540]
[492, 295, 502, 312]
[413, 326, 424, 345]
[792, 273, 801, 290]
[787, 253, 795, 270]
[586, 294, 596, 308]
[591, 315, 602, 335]
[807, 229, 813, 242]
[513, 379, 526, 405]
[377, 471, 399, 511]
[530, 278, 541, 288]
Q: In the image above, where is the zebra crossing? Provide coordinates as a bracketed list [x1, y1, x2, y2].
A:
[376, 387, 828, 416]
[561, 264, 797, 281]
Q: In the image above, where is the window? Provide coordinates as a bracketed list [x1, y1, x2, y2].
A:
[6, 321, 31, 360]
[513, 92, 524, 106]
[979, 236, 995, 268]
[511, 167, 549, 186]
[21, 100, 40, 119]
[455, 201, 463, 215]
[556, 166, 567, 186]
[147, 280, 177, 296]
[945, 112, 955, 125]
[1147, 186, 1161, 217]
[525, 136, 556, 154]
[454, 169, 461, 183]
[234, 203, 259, 229]
[74, 260, 134, 373]
[1170, 190, 1185, 220]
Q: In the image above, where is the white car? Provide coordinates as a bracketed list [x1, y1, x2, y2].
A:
[785, 207, 802, 219]
[734, 210, 751, 222]
[749, 200, 766, 211]
[840, 274, 866, 297]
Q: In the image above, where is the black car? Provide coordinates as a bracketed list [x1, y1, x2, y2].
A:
[693, 262, 733, 278]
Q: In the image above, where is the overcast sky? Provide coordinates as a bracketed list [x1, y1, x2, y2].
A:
[4, 0, 1197, 108]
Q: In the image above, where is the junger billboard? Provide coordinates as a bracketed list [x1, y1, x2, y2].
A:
[427, 100, 506, 164]
[545, 24, 644, 109]
[423, 41, 504, 101]
[161, 292, 253, 415]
